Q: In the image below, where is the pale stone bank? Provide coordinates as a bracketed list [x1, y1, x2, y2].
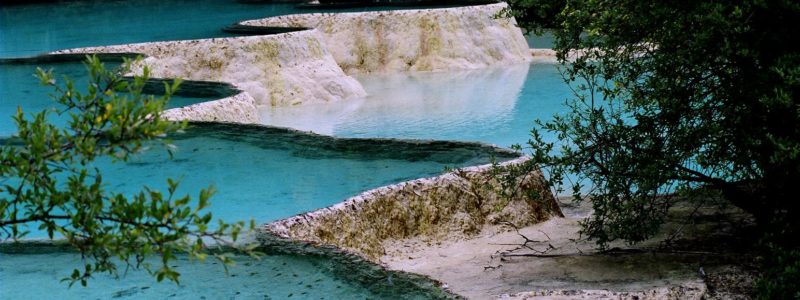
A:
[161, 91, 259, 123]
[52, 30, 366, 110]
[241, 3, 531, 74]
[263, 157, 561, 261]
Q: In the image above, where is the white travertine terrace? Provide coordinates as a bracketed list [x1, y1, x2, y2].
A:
[263, 156, 560, 260]
[264, 157, 535, 237]
[240, 3, 531, 74]
[162, 91, 259, 123]
[52, 30, 366, 108]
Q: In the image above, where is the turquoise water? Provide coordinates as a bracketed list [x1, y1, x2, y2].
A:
[0, 122, 504, 298]
[1, 61, 509, 297]
[525, 31, 556, 48]
[0, 0, 295, 58]
[96, 123, 507, 230]
[262, 62, 572, 148]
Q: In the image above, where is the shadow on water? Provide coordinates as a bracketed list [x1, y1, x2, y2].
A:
[180, 122, 519, 164]
[0, 240, 457, 299]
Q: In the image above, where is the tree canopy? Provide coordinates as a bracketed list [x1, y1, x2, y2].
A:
[506, 0, 799, 297]
[0, 56, 254, 286]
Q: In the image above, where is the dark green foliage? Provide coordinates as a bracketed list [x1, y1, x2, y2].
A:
[512, 0, 800, 245]
[757, 241, 800, 299]
[0, 56, 256, 285]
[507, 0, 800, 295]
[501, 0, 564, 33]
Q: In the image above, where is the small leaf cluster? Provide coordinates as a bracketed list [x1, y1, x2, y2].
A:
[500, 0, 565, 34]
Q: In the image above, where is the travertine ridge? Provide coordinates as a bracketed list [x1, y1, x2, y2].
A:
[242, 3, 531, 74]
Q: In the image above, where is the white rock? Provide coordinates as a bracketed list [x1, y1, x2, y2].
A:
[162, 90, 259, 123]
[52, 30, 366, 108]
[240, 3, 532, 74]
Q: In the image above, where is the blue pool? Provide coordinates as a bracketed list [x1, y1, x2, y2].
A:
[0, 121, 498, 298]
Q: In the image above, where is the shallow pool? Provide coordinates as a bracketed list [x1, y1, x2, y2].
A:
[0, 252, 370, 299]
[4, 122, 511, 239]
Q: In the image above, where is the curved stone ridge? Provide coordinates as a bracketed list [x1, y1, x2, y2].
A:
[263, 156, 561, 260]
[52, 30, 366, 107]
[162, 91, 258, 123]
[241, 3, 531, 74]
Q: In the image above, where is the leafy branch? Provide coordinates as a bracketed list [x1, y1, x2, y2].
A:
[0, 55, 258, 286]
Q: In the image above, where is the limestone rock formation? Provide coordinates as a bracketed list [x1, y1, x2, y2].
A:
[241, 3, 532, 74]
[264, 157, 561, 261]
[53, 30, 366, 107]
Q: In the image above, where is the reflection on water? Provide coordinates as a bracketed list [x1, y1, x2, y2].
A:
[262, 62, 572, 148]
[0, 1, 566, 298]
[525, 31, 556, 48]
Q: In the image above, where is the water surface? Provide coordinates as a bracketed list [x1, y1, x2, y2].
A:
[262, 62, 572, 148]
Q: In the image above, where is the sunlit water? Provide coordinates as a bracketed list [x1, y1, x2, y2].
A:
[262, 62, 572, 148]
